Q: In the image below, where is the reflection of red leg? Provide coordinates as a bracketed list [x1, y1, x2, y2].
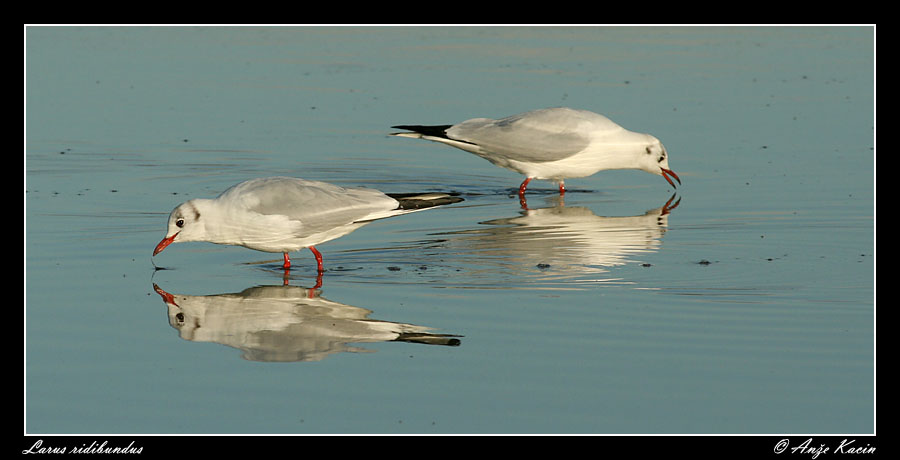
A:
[312, 271, 323, 290]
[309, 246, 324, 273]
[307, 271, 324, 298]
[282, 254, 292, 285]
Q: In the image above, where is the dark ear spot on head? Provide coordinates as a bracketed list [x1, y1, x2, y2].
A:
[645, 146, 652, 155]
[186, 202, 201, 221]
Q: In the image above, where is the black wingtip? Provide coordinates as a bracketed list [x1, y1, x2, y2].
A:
[395, 333, 463, 347]
[389, 193, 464, 210]
[390, 124, 453, 138]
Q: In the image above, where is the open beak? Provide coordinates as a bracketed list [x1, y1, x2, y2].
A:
[153, 233, 177, 256]
[661, 193, 682, 215]
[661, 168, 681, 188]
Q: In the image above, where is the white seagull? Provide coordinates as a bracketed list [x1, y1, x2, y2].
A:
[391, 107, 680, 198]
[153, 177, 463, 272]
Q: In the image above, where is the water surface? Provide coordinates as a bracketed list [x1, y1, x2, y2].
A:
[25, 25, 874, 434]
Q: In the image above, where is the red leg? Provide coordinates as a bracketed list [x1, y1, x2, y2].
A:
[282, 252, 291, 269]
[558, 181, 566, 195]
[518, 178, 531, 209]
[518, 177, 533, 197]
[309, 246, 324, 273]
[517, 178, 534, 209]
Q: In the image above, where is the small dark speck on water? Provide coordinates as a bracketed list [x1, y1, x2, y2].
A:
[110, 190, 118, 193]
[387, 266, 401, 271]
[697, 259, 711, 265]
[536, 263, 551, 270]
[641, 263, 652, 267]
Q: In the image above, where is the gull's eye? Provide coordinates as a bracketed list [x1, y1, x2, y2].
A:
[175, 218, 185, 228]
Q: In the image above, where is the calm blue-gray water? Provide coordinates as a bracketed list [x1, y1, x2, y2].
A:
[25, 26, 874, 435]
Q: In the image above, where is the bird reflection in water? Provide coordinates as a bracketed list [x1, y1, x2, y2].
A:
[448, 194, 681, 280]
[152, 283, 461, 362]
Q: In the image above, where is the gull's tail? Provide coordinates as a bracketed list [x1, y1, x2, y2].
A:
[394, 332, 462, 347]
[390, 124, 453, 140]
[390, 124, 480, 154]
[387, 192, 464, 210]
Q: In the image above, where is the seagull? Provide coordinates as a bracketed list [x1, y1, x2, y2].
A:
[152, 177, 463, 272]
[391, 107, 680, 199]
[152, 283, 461, 362]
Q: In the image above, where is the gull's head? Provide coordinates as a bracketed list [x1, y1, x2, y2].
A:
[153, 200, 206, 256]
[639, 136, 680, 188]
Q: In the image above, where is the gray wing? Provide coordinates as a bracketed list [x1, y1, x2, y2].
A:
[446, 107, 625, 163]
[220, 177, 399, 234]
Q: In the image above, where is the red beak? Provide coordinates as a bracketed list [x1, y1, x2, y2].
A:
[661, 168, 681, 188]
[153, 233, 177, 256]
[152, 283, 178, 307]
[661, 194, 682, 215]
